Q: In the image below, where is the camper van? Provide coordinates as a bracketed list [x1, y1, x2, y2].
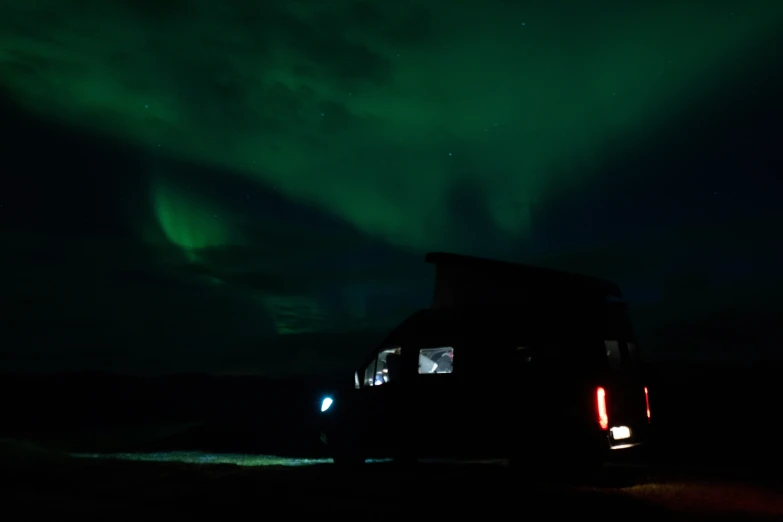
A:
[319, 253, 650, 470]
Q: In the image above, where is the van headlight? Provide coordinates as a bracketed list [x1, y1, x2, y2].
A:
[320, 397, 333, 412]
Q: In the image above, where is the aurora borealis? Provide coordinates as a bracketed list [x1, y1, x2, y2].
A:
[2, 1, 783, 374]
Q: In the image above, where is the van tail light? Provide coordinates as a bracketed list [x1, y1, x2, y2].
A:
[644, 386, 651, 423]
[596, 386, 609, 430]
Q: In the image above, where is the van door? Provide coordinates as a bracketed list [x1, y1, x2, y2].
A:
[357, 345, 407, 457]
[379, 341, 460, 458]
[602, 340, 649, 445]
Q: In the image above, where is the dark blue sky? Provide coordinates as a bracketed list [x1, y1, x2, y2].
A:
[1, 1, 782, 374]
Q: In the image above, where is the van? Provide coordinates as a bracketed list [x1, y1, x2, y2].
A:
[319, 253, 650, 471]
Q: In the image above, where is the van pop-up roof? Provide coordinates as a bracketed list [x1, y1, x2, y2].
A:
[425, 252, 623, 309]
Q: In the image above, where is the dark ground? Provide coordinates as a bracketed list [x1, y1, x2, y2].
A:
[2, 361, 783, 519]
[3, 440, 783, 520]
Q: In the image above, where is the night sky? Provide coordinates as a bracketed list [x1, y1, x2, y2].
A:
[1, 1, 782, 375]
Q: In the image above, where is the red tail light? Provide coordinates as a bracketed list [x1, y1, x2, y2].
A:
[596, 386, 609, 430]
[644, 386, 651, 422]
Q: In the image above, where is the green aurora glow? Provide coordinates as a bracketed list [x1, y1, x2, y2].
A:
[152, 177, 237, 260]
[2, 1, 781, 253]
[2, 1, 783, 367]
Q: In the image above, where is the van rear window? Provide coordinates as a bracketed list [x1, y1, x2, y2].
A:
[605, 340, 641, 369]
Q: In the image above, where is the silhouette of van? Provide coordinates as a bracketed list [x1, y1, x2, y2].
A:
[319, 253, 651, 471]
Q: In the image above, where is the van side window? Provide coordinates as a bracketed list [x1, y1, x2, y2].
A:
[362, 359, 376, 387]
[418, 346, 454, 374]
[364, 347, 401, 386]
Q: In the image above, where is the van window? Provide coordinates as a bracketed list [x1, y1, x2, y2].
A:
[605, 340, 621, 366]
[362, 359, 376, 387]
[363, 347, 401, 386]
[418, 346, 454, 374]
[605, 340, 640, 369]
